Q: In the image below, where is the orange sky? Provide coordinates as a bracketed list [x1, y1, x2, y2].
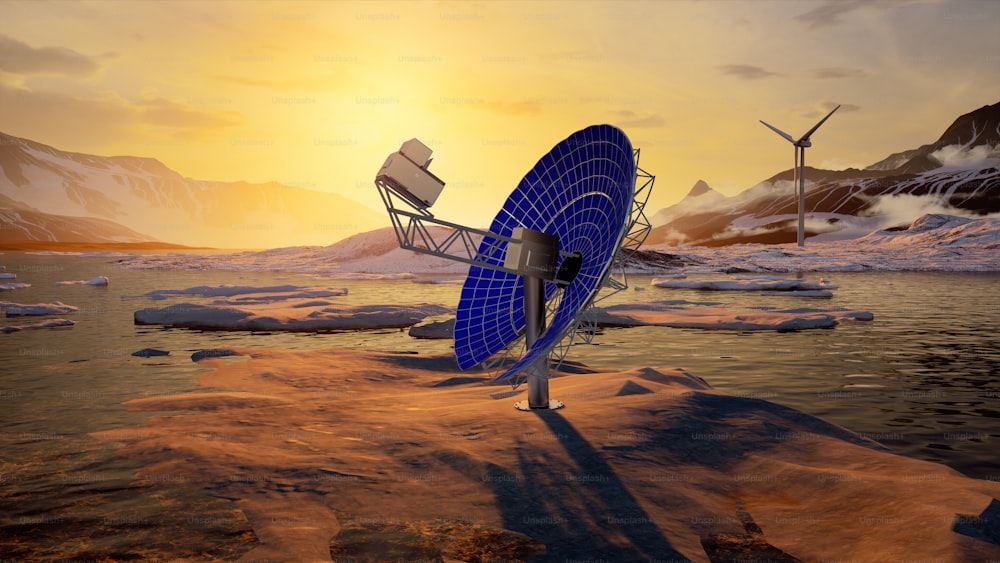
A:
[2, 0, 999, 243]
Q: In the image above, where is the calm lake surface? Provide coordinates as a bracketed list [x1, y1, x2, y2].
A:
[1, 252, 998, 558]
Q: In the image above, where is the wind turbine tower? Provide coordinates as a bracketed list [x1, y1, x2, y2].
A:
[760, 104, 840, 246]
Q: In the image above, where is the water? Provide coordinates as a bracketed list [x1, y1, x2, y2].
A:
[1, 253, 998, 558]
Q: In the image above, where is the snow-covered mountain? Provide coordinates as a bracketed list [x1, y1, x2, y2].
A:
[0, 133, 385, 248]
[650, 101, 1000, 245]
[0, 193, 155, 242]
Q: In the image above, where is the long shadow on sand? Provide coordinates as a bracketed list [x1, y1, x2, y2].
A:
[445, 409, 688, 561]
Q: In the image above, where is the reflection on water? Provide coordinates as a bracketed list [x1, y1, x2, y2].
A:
[0, 253, 997, 558]
[575, 271, 1000, 479]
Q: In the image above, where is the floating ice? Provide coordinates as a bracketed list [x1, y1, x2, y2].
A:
[1, 318, 75, 332]
[760, 290, 834, 298]
[1, 301, 78, 316]
[135, 301, 452, 332]
[138, 284, 347, 301]
[408, 316, 455, 339]
[652, 276, 835, 292]
[584, 301, 872, 331]
[0, 283, 31, 292]
[55, 276, 109, 286]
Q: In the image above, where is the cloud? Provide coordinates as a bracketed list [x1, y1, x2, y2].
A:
[929, 144, 1000, 169]
[613, 110, 665, 129]
[484, 100, 541, 115]
[718, 64, 777, 80]
[0, 84, 133, 146]
[802, 102, 860, 119]
[812, 67, 867, 79]
[795, 0, 918, 29]
[794, 0, 866, 29]
[138, 98, 239, 130]
[216, 74, 340, 91]
[0, 83, 240, 148]
[0, 35, 100, 76]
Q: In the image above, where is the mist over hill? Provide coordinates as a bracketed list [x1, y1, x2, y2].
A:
[0, 132, 384, 248]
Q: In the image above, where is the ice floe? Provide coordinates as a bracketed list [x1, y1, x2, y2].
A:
[135, 302, 452, 332]
[760, 290, 833, 298]
[585, 301, 872, 331]
[136, 284, 347, 301]
[55, 276, 109, 286]
[0, 283, 31, 291]
[408, 315, 456, 339]
[651, 275, 837, 291]
[1, 318, 75, 332]
[0, 301, 78, 316]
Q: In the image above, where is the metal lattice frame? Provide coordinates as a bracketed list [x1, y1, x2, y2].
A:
[375, 178, 575, 274]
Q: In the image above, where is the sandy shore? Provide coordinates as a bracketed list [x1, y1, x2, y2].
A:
[93, 348, 1000, 562]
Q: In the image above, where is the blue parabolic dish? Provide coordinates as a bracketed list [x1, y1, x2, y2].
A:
[454, 124, 635, 380]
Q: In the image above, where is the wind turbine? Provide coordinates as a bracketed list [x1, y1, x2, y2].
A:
[760, 104, 840, 246]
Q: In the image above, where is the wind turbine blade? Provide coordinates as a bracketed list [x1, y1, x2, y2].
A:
[759, 120, 795, 143]
[799, 104, 841, 141]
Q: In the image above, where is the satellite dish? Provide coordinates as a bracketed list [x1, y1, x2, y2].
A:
[374, 125, 654, 410]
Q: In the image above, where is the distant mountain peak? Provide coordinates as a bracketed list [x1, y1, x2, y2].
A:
[867, 100, 1000, 174]
[687, 179, 714, 198]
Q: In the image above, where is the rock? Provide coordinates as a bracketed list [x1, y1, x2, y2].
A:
[191, 349, 241, 362]
[132, 348, 170, 357]
[408, 316, 455, 339]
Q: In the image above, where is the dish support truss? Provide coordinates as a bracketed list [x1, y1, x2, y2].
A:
[373, 149, 654, 391]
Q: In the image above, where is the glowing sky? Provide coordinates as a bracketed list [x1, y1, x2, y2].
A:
[2, 0, 999, 236]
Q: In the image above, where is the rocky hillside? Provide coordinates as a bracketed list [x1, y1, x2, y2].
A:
[650, 101, 1000, 246]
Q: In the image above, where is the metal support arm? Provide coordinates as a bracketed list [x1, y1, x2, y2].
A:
[375, 178, 570, 277]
